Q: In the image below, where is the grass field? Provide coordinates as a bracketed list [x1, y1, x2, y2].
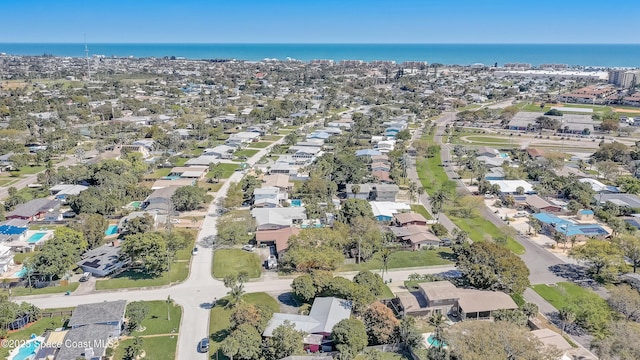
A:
[114, 336, 177, 360]
[171, 157, 189, 166]
[462, 136, 516, 145]
[209, 293, 279, 358]
[212, 249, 262, 279]
[339, 249, 454, 272]
[416, 155, 450, 196]
[9, 282, 79, 296]
[262, 135, 283, 141]
[247, 142, 272, 148]
[233, 149, 259, 158]
[10, 165, 45, 176]
[130, 300, 182, 336]
[95, 263, 189, 290]
[447, 212, 525, 255]
[531, 282, 605, 310]
[207, 163, 240, 179]
[0, 178, 18, 187]
[410, 204, 433, 220]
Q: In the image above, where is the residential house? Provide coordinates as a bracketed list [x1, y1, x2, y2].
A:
[371, 170, 393, 184]
[254, 186, 287, 206]
[355, 149, 381, 157]
[576, 209, 594, 221]
[594, 193, 640, 208]
[371, 154, 390, 164]
[476, 146, 499, 158]
[6, 198, 61, 221]
[151, 178, 195, 190]
[532, 213, 609, 241]
[0, 219, 29, 243]
[226, 131, 260, 147]
[394, 212, 429, 227]
[263, 297, 352, 353]
[306, 131, 331, 141]
[251, 207, 307, 231]
[49, 184, 89, 201]
[345, 184, 373, 200]
[169, 166, 208, 181]
[143, 186, 179, 214]
[369, 201, 411, 222]
[375, 140, 396, 153]
[526, 148, 545, 160]
[390, 225, 440, 250]
[0, 152, 13, 171]
[397, 280, 518, 319]
[374, 184, 399, 201]
[579, 178, 620, 193]
[118, 212, 161, 231]
[292, 147, 323, 160]
[262, 174, 293, 192]
[370, 162, 391, 172]
[487, 180, 535, 195]
[54, 300, 127, 360]
[523, 195, 562, 213]
[485, 167, 505, 181]
[255, 227, 301, 254]
[0, 245, 14, 274]
[203, 145, 236, 159]
[77, 241, 128, 277]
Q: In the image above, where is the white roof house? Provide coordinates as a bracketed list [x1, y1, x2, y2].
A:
[578, 178, 620, 193]
[487, 180, 535, 194]
[263, 297, 352, 337]
[370, 201, 411, 221]
[251, 207, 307, 230]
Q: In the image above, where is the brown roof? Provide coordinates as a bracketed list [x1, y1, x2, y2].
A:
[525, 195, 556, 210]
[371, 171, 392, 182]
[256, 227, 300, 252]
[418, 281, 460, 302]
[405, 232, 440, 245]
[527, 148, 545, 158]
[457, 289, 518, 313]
[394, 212, 428, 225]
[263, 174, 293, 189]
[390, 225, 432, 237]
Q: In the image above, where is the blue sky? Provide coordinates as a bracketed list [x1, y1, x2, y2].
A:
[2, 0, 639, 43]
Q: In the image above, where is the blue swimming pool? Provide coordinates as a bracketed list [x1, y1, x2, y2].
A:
[105, 225, 118, 236]
[13, 267, 27, 278]
[11, 339, 41, 360]
[26, 232, 46, 244]
[427, 334, 446, 348]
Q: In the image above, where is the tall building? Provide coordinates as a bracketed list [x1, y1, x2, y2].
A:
[609, 69, 639, 88]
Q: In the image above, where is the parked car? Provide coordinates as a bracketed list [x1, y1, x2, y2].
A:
[79, 272, 92, 282]
[197, 338, 209, 353]
[192, 247, 199, 255]
[242, 244, 255, 252]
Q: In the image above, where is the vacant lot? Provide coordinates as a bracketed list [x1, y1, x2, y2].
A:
[339, 249, 454, 272]
[212, 248, 262, 279]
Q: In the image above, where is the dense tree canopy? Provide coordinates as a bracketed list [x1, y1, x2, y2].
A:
[171, 185, 210, 211]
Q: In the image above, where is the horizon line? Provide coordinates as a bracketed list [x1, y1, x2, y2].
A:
[1, 42, 640, 45]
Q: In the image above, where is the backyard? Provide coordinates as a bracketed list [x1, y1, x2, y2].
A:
[410, 204, 433, 220]
[531, 282, 606, 310]
[0, 311, 69, 359]
[208, 293, 279, 359]
[212, 248, 262, 279]
[128, 300, 182, 336]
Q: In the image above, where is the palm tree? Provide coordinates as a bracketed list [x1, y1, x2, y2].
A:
[428, 313, 446, 351]
[558, 307, 575, 336]
[430, 189, 449, 223]
[408, 181, 418, 204]
[380, 248, 391, 281]
[351, 184, 360, 199]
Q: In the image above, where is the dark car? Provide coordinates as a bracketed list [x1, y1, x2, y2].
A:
[197, 338, 210, 353]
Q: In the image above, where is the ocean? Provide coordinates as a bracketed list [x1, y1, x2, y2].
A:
[0, 43, 639, 67]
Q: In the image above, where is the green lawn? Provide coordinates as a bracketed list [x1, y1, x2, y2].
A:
[114, 336, 177, 360]
[416, 155, 450, 196]
[233, 149, 259, 158]
[150, 168, 172, 179]
[12, 251, 37, 264]
[175, 232, 197, 261]
[171, 157, 189, 166]
[207, 163, 240, 179]
[410, 204, 433, 220]
[531, 282, 603, 310]
[463, 136, 514, 145]
[95, 263, 189, 290]
[262, 135, 283, 141]
[380, 284, 395, 299]
[339, 249, 454, 272]
[0, 178, 18, 187]
[447, 212, 525, 255]
[9, 282, 79, 296]
[130, 301, 182, 336]
[247, 142, 272, 148]
[10, 165, 45, 176]
[0, 313, 68, 359]
[209, 293, 279, 359]
[212, 249, 262, 279]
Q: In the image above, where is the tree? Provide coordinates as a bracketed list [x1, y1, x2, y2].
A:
[456, 242, 530, 294]
[123, 336, 144, 360]
[230, 303, 273, 332]
[558, 307, 575, 336]
[570, 240, 623, 276]
[220, 324, 262, 360]
[596, 160, 619, 180]
[171, 185, 209, 211]
[446, 321, 561, 360]
[431, 223, 448, 237]
[126, 301, 149, 332]
[430, 189, 449, 222]
[124, 213, 155, 235]
[224, 272, 248, 308]
[350, 184, 361, 199]
[408, 181, 418, 204]
[224, 181, 244, 209]
[208, 163, 224, 183]
[607, 285, 640, 322]
[264, 320, 304, 360]
[591, 321, 640, 360]
[338, 199, 374, 224]
[521, 302, 539, 320]
[291, 274, 316, 302]
[71, 213, 108, 249]
[352, 271, 385, 297]
[379, 248, 391, 281]
[332, 318, 368, 356]
[32, 227, 87, 281]
[121, 232, 169, 276]
[397, 316, 423, 351]
[362, 302, 399, 345]
[614, 234, 640, 273]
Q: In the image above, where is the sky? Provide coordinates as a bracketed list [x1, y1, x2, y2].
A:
[2, 0, 639, 43]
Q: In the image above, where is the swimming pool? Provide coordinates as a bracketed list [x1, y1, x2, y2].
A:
[499, 153, 509, 159]
[427, 334, 446, 348]
[10, 339, 41, 360]
[105, 225, 118, 236]
[162, 175, 182, 180]
[26, 232, 46, 244]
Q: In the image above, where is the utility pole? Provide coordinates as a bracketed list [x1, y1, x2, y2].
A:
[84, 34, 91, 81]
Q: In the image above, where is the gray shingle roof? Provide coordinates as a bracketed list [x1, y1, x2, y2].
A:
[6, 198, 60, 218]
[55, 324, 116, 360]
[263, 297, 352, 337]
[68, 300, 126, 328]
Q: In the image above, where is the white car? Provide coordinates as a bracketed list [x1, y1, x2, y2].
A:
[242, 245, 255, 252]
